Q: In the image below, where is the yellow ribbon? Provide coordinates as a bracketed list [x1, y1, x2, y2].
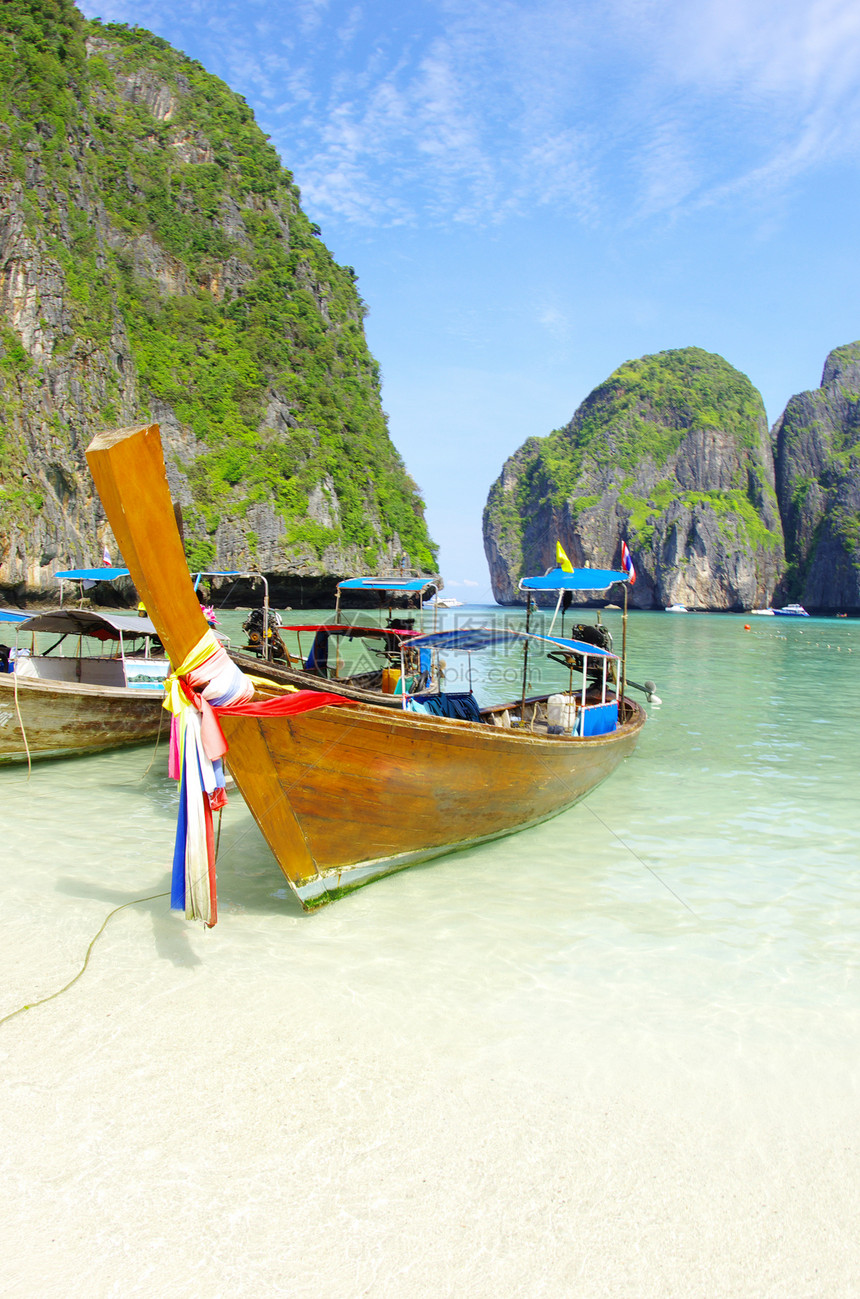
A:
[162, 630, 222, 717]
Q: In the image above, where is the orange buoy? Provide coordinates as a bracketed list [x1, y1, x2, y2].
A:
[744, 624, 751, 630]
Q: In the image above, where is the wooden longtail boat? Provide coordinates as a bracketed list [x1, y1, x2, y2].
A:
[85, 423, 645, 910]
[0, 609, 168, 764]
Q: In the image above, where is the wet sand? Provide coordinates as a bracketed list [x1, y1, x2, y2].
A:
[3, 935, 859, 1297]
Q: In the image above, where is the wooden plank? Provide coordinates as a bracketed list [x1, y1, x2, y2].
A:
[85, 424, 209, 667]
[219, 714, 317, 886]
[239, 700, 642, 873]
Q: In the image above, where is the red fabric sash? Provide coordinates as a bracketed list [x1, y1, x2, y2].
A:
[213, 689, 355, 719]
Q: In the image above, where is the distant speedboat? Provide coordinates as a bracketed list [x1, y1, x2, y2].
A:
[433, 597, 463, 608]
[664, 604, 688, 613]
[750, 608, 775, 616]
[773, 604, 809, 617]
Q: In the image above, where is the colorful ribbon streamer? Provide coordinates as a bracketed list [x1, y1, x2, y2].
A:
[163, 632, 254, 927]
[163, 631, 354, 926]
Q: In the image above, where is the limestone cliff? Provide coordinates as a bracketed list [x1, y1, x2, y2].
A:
[772, 342, 860, 611]
[0, 1, 436, 604]
[484, 348, 784, 609]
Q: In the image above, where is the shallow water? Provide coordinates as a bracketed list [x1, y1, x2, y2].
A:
[1, 608, 859, 1297]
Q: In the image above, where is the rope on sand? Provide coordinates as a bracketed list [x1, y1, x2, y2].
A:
[0, 891, 170, 1028]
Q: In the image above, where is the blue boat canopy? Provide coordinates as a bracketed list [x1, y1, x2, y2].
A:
[519, 566, 628, 592]
[337, 576, 440, 593]
[409, 626, 616, 659]
[0, 608, 27, 624]
[55, 567, 130, 581]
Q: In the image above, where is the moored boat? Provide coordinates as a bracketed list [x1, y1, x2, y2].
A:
[222, 649, 642, 908]
[0, 608, 169, 764]
[85, 422, 645, 915]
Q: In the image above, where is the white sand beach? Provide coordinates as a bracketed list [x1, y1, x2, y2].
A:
[2, 741, 859, 1298]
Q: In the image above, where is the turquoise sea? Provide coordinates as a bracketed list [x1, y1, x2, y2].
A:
[1, 606, 858, 1297]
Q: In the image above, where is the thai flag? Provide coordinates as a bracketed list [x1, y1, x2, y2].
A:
[102, 543, 111, 566]
[621, 539, 636, 584]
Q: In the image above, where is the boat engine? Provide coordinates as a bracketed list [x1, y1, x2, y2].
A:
[569, 623, 613, 652]
[547, 621, 617, 688]
[242, 607, 287, 660]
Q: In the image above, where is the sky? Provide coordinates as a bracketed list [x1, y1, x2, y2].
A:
[79, 0, 860, 600]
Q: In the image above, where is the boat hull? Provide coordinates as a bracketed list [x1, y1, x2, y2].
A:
[219, 698, 645, 908]
[0, 673, 165, 763]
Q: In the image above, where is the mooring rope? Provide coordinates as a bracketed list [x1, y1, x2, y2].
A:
[587, 805, 698, 916]
[0, 891, 171, 1028]
[11, 665, 32, 776]
[138, 706, 168, 779]
[528, 731, 698, 917]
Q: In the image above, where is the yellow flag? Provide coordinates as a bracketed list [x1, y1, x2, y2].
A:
[556, 541, 573, 573]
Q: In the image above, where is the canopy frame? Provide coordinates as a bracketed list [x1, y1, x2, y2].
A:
[518, 563, 629, 708]
[406, 624, 620, 725]
[334, 575, 441, 633]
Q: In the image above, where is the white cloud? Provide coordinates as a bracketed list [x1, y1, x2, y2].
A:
[79, 0, 860, 229]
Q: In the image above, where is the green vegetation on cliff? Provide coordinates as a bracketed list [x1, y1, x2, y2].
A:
[546, 349, 770, 518]
[484, 347, 784, 604]
[501, 348, 780, 553]
[774, 341, 860, 604]
[0, 0, 436, 573]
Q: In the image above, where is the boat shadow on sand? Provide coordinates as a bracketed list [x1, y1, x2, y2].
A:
[54, 873, 204, 968]
[52, 776, 310, 959]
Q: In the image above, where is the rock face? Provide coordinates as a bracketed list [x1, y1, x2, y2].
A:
[484, 347, 784, 608]
[0, 2, 436, 604]
[772, 342, 860, 612]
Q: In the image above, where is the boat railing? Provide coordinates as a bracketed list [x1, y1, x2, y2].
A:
[472, 688, 625, 736]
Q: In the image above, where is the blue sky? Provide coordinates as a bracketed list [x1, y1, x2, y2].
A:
[80, 0, 860, 599]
